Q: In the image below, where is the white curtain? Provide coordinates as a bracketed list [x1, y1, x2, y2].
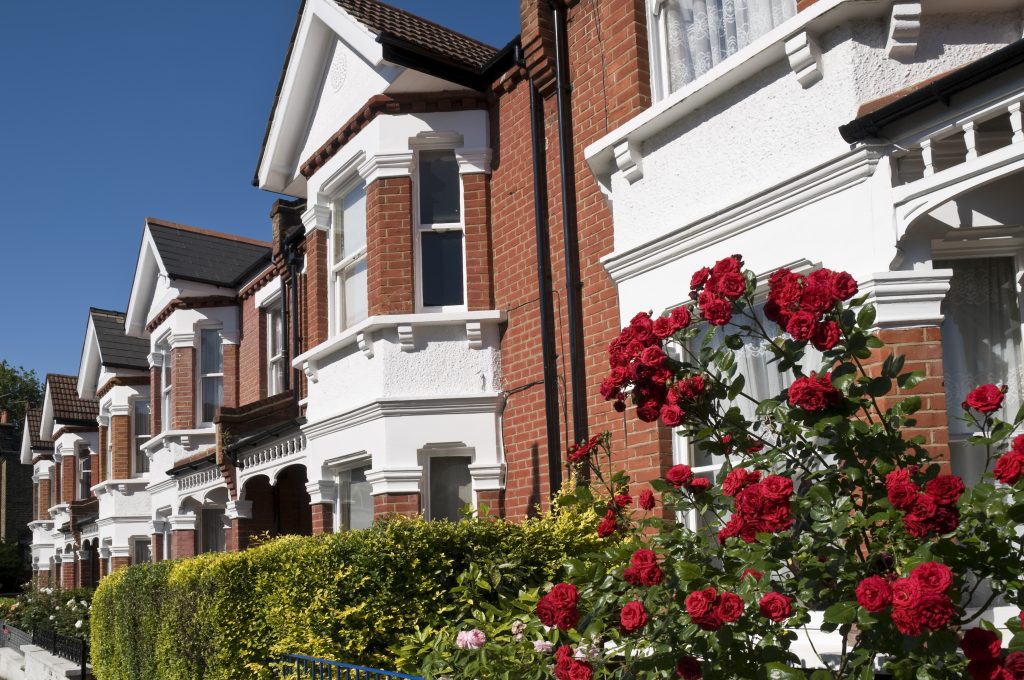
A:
[663, 0, 795, 92]
[938, 257, 1024, 484]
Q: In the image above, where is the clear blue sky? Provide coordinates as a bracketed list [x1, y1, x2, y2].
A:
[0, 1, 518, 381]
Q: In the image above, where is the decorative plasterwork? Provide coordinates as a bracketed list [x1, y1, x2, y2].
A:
[177, 466, 221, 492]
[468, 462, 505, 491]
[236, 433, 307, 477]
[365, 466, 423, 495]
[169, 514, 197, 532]
[220, 329, 240, 345]
[169, 332, 196, 349]
[147, 351, 163, 368]
[303, 361, 319, 385]
[785, 32, 822, 88]
[862, 270, 952, 328]
[465, 321, 483, 350]
[303, 394, 503, 441]
[305, 481, 338, 505]
[225, 500, 253, 520]
[456, 149, 492, 175]
[357, 151, 415, 186]
[613, 139, 644, 184]
[886, 3, 921, 60]
[356, 331, 374, 358]
[302, 204, 332, 233]
[397, 324, 415, 352]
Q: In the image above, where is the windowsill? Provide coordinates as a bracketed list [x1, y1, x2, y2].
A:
[93, 478, 151, 497]
[141, 427, 217, 453]
[46, 503, 68, 516]
[293, 309, 506, 377]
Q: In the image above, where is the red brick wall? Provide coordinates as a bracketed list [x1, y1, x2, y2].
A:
[223, 342, 239, 409]
[373, 493, 420, 517]
[476, 489, 505, 517]
[463, 173, 494, 311]
[239, 293, 267, 405]
[151, 532, 164, 563]
[490, 0, 665, 519]
[367, 177, 415, 316]
[306, 230, 330, 348]
[111, 556, 130, 573]
[311, 503, 333, 535]
[38, 478, 50, 519]
[171, 529, 196, 559]
[226, 517, 251, 552]
[60, 455, 75, 504]
[61, 561, 75, 588]
[110, 415, 131, 480]
[97, 425, 108, 483]
[171, 347, 195, 430]
[150, 366, 162, 433]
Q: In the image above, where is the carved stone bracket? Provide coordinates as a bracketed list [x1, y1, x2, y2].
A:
[397, 324, 415, 352]
[785, 32, 822, 88]
[887, 3, 922, 60]
[465, 321, 483, 350]
[613, 139, 643, 184]
[356, 331, 374, 359]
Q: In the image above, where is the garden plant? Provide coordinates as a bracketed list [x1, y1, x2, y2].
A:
[422, 256, 1024, 680]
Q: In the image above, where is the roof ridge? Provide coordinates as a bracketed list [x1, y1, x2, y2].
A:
[146, 217, 272, 249]
[89, 307, 126, 318]
[370, 0, 498, 52]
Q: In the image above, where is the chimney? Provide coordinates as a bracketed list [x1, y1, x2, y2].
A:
[270, 198, 307, 265]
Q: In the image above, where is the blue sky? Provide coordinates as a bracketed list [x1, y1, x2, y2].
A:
[0, 1, 518, 380]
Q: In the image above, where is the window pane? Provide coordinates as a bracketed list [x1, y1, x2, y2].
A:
[201, 509, 226, 553]
[342, 183, 367, 258]
[419, 150, 460, 224]
[134, 401, 150, 438]
[421, 231, 464, 307]
[344, 258, 368, 327]
[340, 465, 373, 531]
[201, 330, 223, 374]
[133, 541, 151, 565]
[202, 377, 223, 423]
[428, 456, 472, 522]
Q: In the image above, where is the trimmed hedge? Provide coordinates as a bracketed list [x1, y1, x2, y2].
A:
[91, 513, 598, 680]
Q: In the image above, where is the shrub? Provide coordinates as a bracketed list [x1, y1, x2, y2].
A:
[91, 511, 598, 680]
[5, 585, 93, 638]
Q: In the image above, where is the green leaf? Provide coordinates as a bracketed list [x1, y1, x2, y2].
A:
[725, 334, 744, 350]
[866, 377, 892, 397]
[809, 671, 833, 680]
[823, 602, 857, 625]
[857, 304, 877, 329]
[897, 371, 925, 389]
[764, 662, 807, 679]
[1008, 631, 1024, 652]
[1007, 503, 1024, 523]
[882, 353, 906, 379]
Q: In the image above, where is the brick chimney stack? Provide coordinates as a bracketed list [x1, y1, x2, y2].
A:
[270, 198, 306, 266]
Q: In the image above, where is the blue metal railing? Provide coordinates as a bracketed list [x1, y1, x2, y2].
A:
[281, 655, 423, 680]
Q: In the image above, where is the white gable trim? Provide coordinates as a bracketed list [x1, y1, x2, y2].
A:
[77, 316, 101, 399]
[40, 383, 54, 440]
[125, 225, 167, 339]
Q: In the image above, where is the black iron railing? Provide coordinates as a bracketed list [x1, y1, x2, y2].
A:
[281, 654, 423, 680]
[32, 627, 88, 676]
[0, 620, 31, 651]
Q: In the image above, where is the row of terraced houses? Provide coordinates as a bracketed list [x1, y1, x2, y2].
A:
[21, 0, 1024, 641]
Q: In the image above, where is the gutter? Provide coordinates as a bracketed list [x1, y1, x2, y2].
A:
[839, 37, 1024, 144]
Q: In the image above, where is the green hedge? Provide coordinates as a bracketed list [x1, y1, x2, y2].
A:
[91, 513, 598, 680]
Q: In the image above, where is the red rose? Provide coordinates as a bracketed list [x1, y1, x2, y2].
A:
[660, 404, 683, 427]
[614, 493, 632, 508]
[685, 588, 717, 619]
[855, 575, 892, 612]
[799, 284, 834, 315]
[742, 568, 763, 582]
[722, 468, 760, 497]
[567, 663, 593, 680]
[640, 345, 667, 368]
[887, 480, 919, 511]
[966, 659, 1005, 680]
[761, 503, 792, 531]
[964, 384, 1006, 414]
[760, 475, 793, 502]
[734, 484, 766, 516]
[891, 578, 922, 609]
[554, 607, 580, 631]
[652, 316, 675, 339]
[924, 475, 964, 506]
[623, 566, 640, 585]
[714, 592, 745, 622]
[700, 297, 732, 326]
[758, 592, 792, 622]
[638, 489, 656, 510]
[536, 598, 559, 627]
[716, 272, 747, 299]
[811, 320, 841, 351]
[916, 592, 954, 631]
[630, 549, 657, 569]
[892, 605, 923, 636]
[638, 565, 663, 586]
[666, 464, 694, 489]
[785, 311, 817, 341]
[1004, 652, 1024, 678]
[547, 583, 579, 610]
[961, 628, 1002, 661]
[690, 267, 712, 290]
[675, 375, 706, 402]
[670, 306, 692, 330]
[717, 515, 743, 543]
[597, 514, 617, 538]
[712, 256, 742, 275]
[910, 562, 953, 594]
[686, 477, 710, 493]
[995, 451, 1024, 485]
[788, 374, 842, 412]
[691, 612, 723, 631]
[831, 271, 858, 300]
[675, 656, 702, 680]
[619, 600, 648, 633]
[636, 400, 661, 423]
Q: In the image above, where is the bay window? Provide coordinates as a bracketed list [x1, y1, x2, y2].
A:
[337, 465, 373, 531]
[416, 149, 465, 310]
[938, 257, 1024, 484]
[133, 400, 150, 475]
[425, 455, 472, 522]
[77, 447, 91, 500]
[266, 302, 286, 396]
[649, 0, 796, 99]
[199, 329, 223, 424]
[331, 181, 368, 334]
[158, 339, 171, 432]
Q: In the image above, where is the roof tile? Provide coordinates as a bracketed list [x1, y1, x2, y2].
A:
[46, 375, 98, 425]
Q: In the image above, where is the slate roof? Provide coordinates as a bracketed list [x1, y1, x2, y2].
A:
[334, 0, 498, 71]
[147, 218, 272, 288]
[25, 408, 53, 451]
[90, 308, 149, 370]
[46, 374, 98, 425]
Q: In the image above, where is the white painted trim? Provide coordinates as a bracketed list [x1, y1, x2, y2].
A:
[602, 148, 881, 283]
[254, 274, 283, 309]
[365, 466, 423, 496]
[861, 269, 953, 328]
[305, 480, 338, 505]
[303, 394, 503, 440]
[92, 478, 149, 498]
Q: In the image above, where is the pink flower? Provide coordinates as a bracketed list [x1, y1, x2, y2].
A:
[456, 629, 487, 650]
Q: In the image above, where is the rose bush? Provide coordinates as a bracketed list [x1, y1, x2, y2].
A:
[425, 256, 1024, 680]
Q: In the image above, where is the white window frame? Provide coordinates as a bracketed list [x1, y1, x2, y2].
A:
[329, 179, 368, 336]
[77, 445, 91, 501]
[131, 398, 151, 477]
[265, 300, 286, 397]
[101, 405, 112, 483]
[131, 537, 151, 565]
[198, 507, 227, 554]
[420, 446, 475, 521]
[197, 327, 224, 427]
[335, 462, 373, 533]
[413, 146, 467, 313]
[157, 336, 172, 433]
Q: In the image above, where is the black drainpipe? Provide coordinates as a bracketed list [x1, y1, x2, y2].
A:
[282, 228, 305, 399]
[522, 43, 564, 499]
[550, 0, 588, 446]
